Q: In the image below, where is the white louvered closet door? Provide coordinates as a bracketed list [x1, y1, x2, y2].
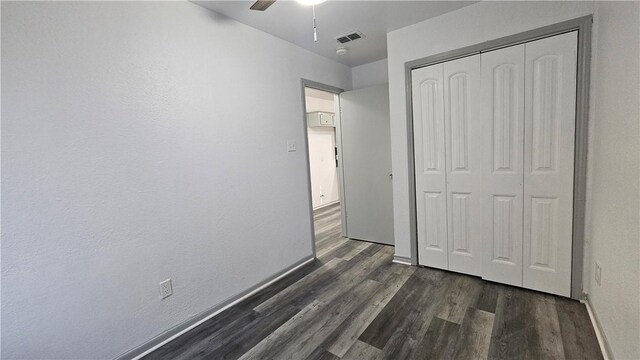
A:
[523, 32, 577, 297]
[443, 55, 483, 276]
[480, 44, 526, 287]
[412, 64, 449, 270]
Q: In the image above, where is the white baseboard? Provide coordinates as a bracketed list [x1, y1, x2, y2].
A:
[313, 200, 340, 210]
[392, 255, 412, 265]
[581, 294, 612, 360]
[117, 255, 315, 360]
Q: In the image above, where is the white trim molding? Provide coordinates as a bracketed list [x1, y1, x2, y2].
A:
[581, 294, 613, 360]
[392, 255, 413, 265]
[313, 201, 340, 211]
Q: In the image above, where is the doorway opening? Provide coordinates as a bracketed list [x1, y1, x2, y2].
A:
[303, 85, 346, 257]
[301, 79, 395, 260]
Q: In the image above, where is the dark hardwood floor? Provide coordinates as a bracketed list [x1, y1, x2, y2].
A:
[144, 203, 603, 360]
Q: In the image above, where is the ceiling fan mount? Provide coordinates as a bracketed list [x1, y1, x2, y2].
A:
[249, 0, 327, 42]
[249, 0, 327, 12]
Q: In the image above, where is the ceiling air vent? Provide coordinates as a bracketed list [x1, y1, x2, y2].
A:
[335, 31, 365, 44]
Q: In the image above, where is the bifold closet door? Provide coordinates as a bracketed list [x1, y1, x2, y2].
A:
[481, 44, 525, 287]
[413, 32, 577, 296]
[523, 32, 577, 296]
[443, 55, 483, 276]
[412, 64, 448, 269]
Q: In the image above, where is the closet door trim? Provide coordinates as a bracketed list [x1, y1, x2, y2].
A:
[404, 15, 592, 299]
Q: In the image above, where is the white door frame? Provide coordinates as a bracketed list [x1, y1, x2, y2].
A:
[300, 79, 345, 259]
[403, 15, 592, 300]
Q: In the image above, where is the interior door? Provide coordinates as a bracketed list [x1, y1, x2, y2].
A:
[523, 32, 577, 296]
[480, 44, 526, 287]
[412, 64, 449, 269]
[340, 84, 394, 245]
[443, 55, 483, 276]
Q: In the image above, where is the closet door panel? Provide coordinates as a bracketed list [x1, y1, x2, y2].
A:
[481, 45, 525, 286]
[443, 55, 483, 276]
[412, 64, 448, 269]
[523, 32, 577, 296]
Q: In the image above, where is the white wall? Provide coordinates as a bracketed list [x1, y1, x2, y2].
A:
[387, 1, 639, 358]
[586, 2, 640, 359]
[352, 58, 388, 90]
[1, 2, 351, 359]
[305, 96, 340, 208]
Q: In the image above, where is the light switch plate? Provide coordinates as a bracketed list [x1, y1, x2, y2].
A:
[160, 279, 173, 299]
[287, 140, 297, 152]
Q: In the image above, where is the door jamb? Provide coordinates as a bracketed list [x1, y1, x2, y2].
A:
[404, 15, 592, 300]
[300, 79, 345, 259]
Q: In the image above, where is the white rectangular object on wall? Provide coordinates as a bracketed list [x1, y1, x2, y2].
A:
[443, 55, 483, 276]
[307, 111, 335, 127]
[412, 64, 449, 269]
[522, 31, 577, 297]
[480, 44, 526, 287]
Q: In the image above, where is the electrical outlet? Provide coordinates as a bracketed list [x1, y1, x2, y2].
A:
[160, 279, 173, 299]
[595, 262, 602, 286]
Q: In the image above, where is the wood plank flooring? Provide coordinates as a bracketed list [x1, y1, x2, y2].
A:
[144, 203, 603, 360]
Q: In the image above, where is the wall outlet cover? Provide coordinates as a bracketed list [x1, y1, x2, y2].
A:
[160, 279, 173, 299]
[287, 140, 297, 152]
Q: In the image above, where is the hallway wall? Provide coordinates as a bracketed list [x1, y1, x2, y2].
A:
[306, 95, 340, 208]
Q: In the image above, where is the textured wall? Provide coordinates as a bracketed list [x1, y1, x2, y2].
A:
[586, 2, 640, 358]
[1, 1, 351, 358]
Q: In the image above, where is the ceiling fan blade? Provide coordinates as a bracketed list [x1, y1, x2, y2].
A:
[250, 0, 276, 11]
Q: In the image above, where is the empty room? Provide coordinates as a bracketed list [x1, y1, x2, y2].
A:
[2, 1, 639, 359]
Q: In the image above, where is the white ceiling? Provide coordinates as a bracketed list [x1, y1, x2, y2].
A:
[194, 1, 476, 67]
